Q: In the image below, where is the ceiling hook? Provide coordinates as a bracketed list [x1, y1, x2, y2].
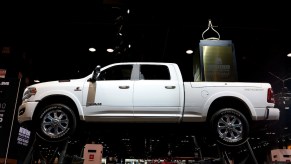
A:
[202, 19, 220, 40]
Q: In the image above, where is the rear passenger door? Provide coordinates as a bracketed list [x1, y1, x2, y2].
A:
[133, 64, 181, 122]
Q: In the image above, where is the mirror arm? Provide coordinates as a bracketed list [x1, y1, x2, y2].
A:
[88, 65, 101, 82]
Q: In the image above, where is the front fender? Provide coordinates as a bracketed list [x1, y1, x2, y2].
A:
[36, 90, 85, 120]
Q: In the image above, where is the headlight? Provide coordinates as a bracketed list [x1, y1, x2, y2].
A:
[22, 87, 37, 100]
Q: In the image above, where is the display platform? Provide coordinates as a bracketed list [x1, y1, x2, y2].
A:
[19, 122, 263, 164]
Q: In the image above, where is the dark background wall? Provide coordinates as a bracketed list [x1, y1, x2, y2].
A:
[1, 0, 291, 93]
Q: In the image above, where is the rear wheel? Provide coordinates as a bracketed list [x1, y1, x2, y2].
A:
[36, 103, 77, 142]
[210, 108, 249, 147]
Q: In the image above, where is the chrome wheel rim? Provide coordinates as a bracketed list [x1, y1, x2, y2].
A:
[217, 114, 243, 143]
[41, 109, 69, 138]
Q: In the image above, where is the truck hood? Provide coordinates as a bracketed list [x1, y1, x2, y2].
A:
[23, 76, 90, 101]
[29, 77, 88, 89]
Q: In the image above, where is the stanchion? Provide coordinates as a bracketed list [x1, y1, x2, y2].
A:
[22, 135, 83, 164]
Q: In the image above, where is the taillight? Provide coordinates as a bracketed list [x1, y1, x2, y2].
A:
[267, 88, 275, 103]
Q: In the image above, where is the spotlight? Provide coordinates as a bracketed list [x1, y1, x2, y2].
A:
[89, 48, 96, 52]
[186, 50, 193, 54]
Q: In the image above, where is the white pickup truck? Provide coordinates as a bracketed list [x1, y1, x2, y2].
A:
[18, 62, 280, 146]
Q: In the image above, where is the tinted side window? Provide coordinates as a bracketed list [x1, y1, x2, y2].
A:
[98, 65, 133, 80]
[140, 65, 170, 80]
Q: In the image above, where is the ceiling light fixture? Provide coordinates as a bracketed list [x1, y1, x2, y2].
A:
[287, 53, 291, 57]
[89, 48, 96, 52]
[107, 48, 114, 53]
[186, 50, 193, 54]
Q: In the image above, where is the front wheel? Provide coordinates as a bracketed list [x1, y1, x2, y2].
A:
[36, 103, 77, 142]
[210, 108, 249, 147]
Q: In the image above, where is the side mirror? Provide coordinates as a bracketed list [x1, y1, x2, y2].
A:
[89, 65, 101, 82]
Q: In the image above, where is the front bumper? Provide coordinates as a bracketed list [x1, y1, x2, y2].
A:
[18, 101, 38, 123]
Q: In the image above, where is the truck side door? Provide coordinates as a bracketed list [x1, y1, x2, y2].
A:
[133, 64, 181, 122]
[83, 64, 134, 122]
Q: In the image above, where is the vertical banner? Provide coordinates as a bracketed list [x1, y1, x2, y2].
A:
[0, 78, 21, 159]
[199, 40, 238, 82]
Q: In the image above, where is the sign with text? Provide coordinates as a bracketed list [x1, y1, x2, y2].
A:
[17, 127, 31, 146]
[199, 40, 238, 82]
[0, 78, 21, 157]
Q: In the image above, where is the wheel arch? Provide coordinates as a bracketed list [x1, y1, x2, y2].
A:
[206, 96, 252, 122]
[33, 95, 80, 122]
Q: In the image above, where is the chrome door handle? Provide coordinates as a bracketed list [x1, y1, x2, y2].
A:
[165, 86, 176, 89]
[119, 86, 129, 89]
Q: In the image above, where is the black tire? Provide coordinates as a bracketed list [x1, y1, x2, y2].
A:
[210, 108, 249, 147]
[36, 103, 77, 142]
